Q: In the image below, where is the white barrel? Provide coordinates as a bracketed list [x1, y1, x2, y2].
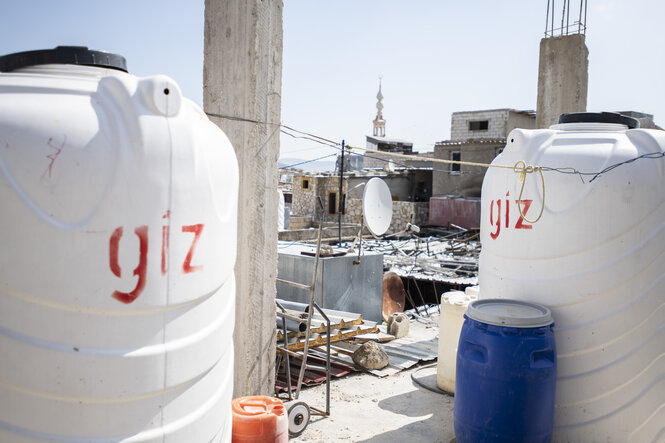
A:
[436, 290, 476, 393]
[479, 112, 665, 442]
[0, 47, 238, 442]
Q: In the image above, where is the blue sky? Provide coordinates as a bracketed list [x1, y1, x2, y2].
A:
[1, 1, 663, 162]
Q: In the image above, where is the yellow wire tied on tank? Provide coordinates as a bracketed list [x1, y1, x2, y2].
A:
[513, 160, 545, 224]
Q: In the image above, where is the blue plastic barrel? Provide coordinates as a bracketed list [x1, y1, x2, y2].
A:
[454, 299, 556, 443]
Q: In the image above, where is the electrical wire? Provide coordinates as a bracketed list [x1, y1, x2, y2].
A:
[280, 153, 337, 169]
[541, 151, 665, 183]
[206, 111, 665, 184]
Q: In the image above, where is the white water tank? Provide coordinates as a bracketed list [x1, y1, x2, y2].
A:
[0, 47, 238, 442]
[479, 112, 665, 442]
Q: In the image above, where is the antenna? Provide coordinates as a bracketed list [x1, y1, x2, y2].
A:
[362, 177, 393, 236]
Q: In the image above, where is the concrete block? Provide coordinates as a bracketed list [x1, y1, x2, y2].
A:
[387, 313, 410, 338]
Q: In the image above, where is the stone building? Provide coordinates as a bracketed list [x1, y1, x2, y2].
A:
[433, 109, 536, 197]
[290, 169, 431, 234]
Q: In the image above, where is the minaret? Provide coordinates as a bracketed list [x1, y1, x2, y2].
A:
[373, 78, 386, 137]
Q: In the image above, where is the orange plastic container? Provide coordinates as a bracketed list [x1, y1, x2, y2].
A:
[232, 396, 288, 442]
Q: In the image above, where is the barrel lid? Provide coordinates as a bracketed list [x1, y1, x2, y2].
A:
[466, 299, 553, 328]
[0, 46, 127, 73]
[558, 112, 639, 129]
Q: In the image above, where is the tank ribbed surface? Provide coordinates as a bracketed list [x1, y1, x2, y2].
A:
[479, 122, 665, 442]
[0, 64, 238, 441]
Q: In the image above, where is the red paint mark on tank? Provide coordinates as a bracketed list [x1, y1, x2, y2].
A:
[515, 200, 533, 230]
[109, 227, 123, 278]
[43, 136, 66, 179]
[182, 224, 204, 273]
[161, 225, 169, 275]
[490, 200, 501, 240]
[111, 225, 149, 304]
[162, 210, 170, 219]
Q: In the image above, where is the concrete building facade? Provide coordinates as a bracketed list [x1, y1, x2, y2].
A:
[433, 109, 536, 197]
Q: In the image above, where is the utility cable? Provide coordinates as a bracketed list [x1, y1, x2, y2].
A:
[280, 153, 337, 169]
[206, 111, 665, 226]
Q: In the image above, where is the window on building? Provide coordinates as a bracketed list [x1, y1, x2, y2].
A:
[328, 191, 338, 215]
[469, 120, 489, 131]
[450, 151, 461, 173]
[301, 178, 310, 190]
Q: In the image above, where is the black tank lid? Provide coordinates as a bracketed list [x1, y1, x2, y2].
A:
[558, 112, 640, 129]
[0, 46, 127, 73]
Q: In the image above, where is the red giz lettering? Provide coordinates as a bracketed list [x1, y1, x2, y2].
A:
[490, 200, 501, 240]
[505, 192, 510, 228]
[515, 200, 533, 230]
[109, 225, 149, 304]
[182, 224, 204, 273]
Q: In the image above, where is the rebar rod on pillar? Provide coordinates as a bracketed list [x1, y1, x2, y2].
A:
[584, 0, 587, 34]
[551, 0, 555, 37]
[566, 0, 571, 35]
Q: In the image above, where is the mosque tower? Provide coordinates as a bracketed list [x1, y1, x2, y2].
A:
[372, 79, 386, 137]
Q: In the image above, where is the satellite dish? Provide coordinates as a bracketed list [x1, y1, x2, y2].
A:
[362, 177, 393, 236]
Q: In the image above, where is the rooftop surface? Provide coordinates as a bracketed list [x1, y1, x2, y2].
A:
[287, 316, 456, 442]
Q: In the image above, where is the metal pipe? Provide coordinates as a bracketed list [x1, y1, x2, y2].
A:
[282, 316, 292, 399]
[275, 318, 307, 333]
[276, 278, 311, 291]
[313, 303, 331, 416]
[275, 299, 308, 311]
[432, 280, 441, 314]
[276, 311, 308, 323]
[411, 277, 428, 316]
[405, 279, 421, 316]
[295, 197, 325, 399]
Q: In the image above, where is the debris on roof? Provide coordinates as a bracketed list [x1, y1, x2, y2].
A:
[359, 226, 479, 286]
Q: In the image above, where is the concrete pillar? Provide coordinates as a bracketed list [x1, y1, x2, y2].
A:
[203, 0, 283, 396]
[536, 34, 588, 128]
